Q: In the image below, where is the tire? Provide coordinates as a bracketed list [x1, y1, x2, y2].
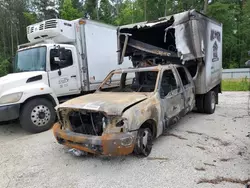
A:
[20, 98, 56, 133]
[196, 95, 204, 113]
[134, 128, 153, 157]
[215, 92, 219, 104]
[204, 91, 216, 114]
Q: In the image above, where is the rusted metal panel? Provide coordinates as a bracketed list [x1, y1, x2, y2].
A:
[53, 122, 137, 156]
[127, 39, 178, 58]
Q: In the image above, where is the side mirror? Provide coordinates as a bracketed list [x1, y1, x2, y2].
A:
[59, 47, 66, 61]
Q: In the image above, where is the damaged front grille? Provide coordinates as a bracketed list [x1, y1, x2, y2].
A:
[68, 111, 106, 136]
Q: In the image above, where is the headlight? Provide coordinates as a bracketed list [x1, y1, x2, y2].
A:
[0, 92, 23, 104]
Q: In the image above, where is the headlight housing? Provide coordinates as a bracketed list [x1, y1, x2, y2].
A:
[0, 92, 23, 104]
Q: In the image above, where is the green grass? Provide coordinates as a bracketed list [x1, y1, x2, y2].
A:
[222, 78, 250, 91]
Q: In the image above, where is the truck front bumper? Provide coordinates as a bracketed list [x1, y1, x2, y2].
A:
[0, 104, 20, 122]
[53, 123, 137, 156]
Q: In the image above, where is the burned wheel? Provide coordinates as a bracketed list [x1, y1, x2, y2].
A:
[134, 128, 153, 157]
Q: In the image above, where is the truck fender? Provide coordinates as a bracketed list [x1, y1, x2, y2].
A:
[1, 83, 59, 106]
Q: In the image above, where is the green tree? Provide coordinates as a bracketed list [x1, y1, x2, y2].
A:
[0, 58, 11, 77]
[60, 0, 81, 20]
[32, 0, 59, 21]
[83, 0, 98, 19]
[99, 0, 115, 24]
[114, 0, 144, 25]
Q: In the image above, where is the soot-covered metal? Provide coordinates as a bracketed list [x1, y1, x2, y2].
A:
[69, 111, 105, 136]
[118, 9, 221, 64]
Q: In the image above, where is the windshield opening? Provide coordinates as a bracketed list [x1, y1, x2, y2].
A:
[99, 70, 159, 93]
[14, 47, 46, 73]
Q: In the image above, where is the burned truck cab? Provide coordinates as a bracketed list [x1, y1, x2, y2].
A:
[53, 64, 195, 157]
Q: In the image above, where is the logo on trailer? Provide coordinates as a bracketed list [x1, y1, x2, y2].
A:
[210, 29, 221, 62]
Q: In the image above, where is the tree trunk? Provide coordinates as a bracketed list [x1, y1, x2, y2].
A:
[203, 0, 208, 14]
[96, 0, 99, 20]
[131, 1, 134, 23]
[164, 0, 167, 16]
[2, 20, 6, 57]
[11, 22, 14, 56]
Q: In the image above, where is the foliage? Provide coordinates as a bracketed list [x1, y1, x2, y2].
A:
[23, 12, 37, 24]
[60, 0, 81, 20]
[0, 58, 11, 77]
[82, 0, 98, 19]
[32, 0, 59, 21]
[222, 78, 250, 91]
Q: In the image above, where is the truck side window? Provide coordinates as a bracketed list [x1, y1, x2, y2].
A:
[161, 70, 177, 96]
[177, 67, 189, 86]
[50, 49, 73, 71]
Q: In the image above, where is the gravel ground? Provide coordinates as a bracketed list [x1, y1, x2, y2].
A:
[0, 92, 249, 188]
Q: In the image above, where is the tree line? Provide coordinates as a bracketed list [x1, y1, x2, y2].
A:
[0, 0, 249, 76]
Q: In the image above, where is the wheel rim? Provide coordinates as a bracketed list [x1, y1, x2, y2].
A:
[141, 129, 153, 156]
[211, 92, 216, 110]
[31, 105, 51, 127]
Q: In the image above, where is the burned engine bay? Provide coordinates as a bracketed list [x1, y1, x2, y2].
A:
[58, 109, 126, 136]
[68, 111, 106, 136]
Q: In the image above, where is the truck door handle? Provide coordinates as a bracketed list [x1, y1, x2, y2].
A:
[71, 75, 76, 78]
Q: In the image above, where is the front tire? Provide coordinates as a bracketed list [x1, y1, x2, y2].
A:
[204, 91, 216, 114]
[134, 128, 153, 157]
[20, 98, 56, 133]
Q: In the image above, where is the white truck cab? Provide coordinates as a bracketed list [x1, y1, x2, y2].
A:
[0, 18, 132, 133]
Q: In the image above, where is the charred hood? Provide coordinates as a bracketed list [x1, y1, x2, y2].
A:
[58, 92, 148, 115]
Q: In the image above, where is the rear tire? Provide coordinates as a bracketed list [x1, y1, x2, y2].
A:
[196, 95, 204, 113]
[204, 91, 216, 114]
[20, 98, 56, 133]
[134, 128, 153, 157]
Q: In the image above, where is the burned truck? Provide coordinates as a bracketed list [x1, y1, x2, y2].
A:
[53, 10, 222, 157]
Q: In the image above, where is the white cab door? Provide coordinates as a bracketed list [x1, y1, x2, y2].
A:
[47, 46, 81, 97]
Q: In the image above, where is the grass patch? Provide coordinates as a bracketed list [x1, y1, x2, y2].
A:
[222, 78, 250, 91]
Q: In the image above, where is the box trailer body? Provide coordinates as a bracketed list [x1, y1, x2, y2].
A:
[23, 19, 132, 94]
[0, 18, 132, 133]
[117, 9, 222, 95]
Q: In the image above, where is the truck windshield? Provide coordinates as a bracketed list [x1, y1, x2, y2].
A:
[99, 70, 159, 92]
[14, 47, 46, 73]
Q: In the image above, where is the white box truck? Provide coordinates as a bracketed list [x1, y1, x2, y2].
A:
[0, 18, 132, 133]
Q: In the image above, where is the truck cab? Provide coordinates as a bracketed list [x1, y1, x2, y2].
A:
[53, 64, 195, 157]
[0, 19, 82, 133]
[0, 43, 81, 133]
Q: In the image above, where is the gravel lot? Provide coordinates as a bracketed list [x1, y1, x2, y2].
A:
[0, 92, 249, 188]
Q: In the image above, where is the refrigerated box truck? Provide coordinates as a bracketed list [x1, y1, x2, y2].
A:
[0, 18, 132, 133]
